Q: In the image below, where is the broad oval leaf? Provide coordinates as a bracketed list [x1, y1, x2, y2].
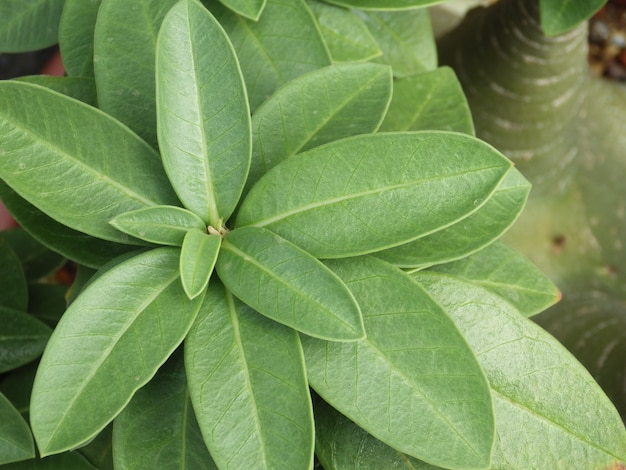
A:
[374, 167, 530, 268]
[322, 0, 447, 9]
[0, 392, 35, 465]
[428, 241, 561, 317]
[180, 229, 221, 299]
[216, 226, 364, 341]
[94, 0, 178, 147]
[237, 132, 512, 258]
[59, 0, 102, 77]
[113, 351, 217, 469]
[302, 256, 494, 469]
[247, 62, 392, 189]
[185, 283, 314, 469]
[540, 0, 606, 36]
[0, 82, 179, 244]
[306, 0, 382, 63]
[0, 307, 52, 373]
[157, 0, 251, 225]
[0, 0, 65, 52]
[217, 0, 266, 20]
[413, 271, 626, 469]
[0, 238, 27, 310]
[380, 67, 475, 135]
[30, 248, 205, 456]
[110, 206, 206, 246]
[206, 0, 331, 110]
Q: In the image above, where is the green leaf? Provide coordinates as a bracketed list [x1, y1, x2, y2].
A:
[0, 392, 35, 465]
[0, 362, 38, 420]
[3, 452, 97, 469]
[247, 62, 392, 189]
[539, 0, 606, 36]
[373, 167, 530, 268]
[110, 206, 206, 246]
[0, 82, 179, 244]
[306, 0, 382, 63]
[180, 229, 221, 299]
[15, 76, 98, 107]
[0, 0, 65, 52]
[156, 0, 251, 225]
[380, 67, 475, 135]
[217, 226, 364, 341]
[0, 184, 133, 269]
[28, 284, 68, 327]
[302, 256, 494, 469]
[113, 350, 217, 470]
[0, 307, 52, 373]
[322, 0, 447, 9]
[359, 9, 436, 77]
[217, 0, 266, 20]
[185, 283, 314, 469]
[77, 425, 114, 470]
[30, 248, 205, 456]
[0, 238, 28, 310]
[59, 0, 102, 77]
[414, 272, 626, 469]
[0, 228, 65, 282]
[428, 241, 561, 317]
[237, 132, 512, 258]
[206, 0, 331, 110]
[94, 0, 178, 147]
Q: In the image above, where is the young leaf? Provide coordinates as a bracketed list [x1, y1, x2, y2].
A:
[94, 0, 178, 147]
[59, 0, 102, 77]
[217, 226, 364, 341]
[322, 0, 446, 9]
[358, 9, 437, 77]
[180, 229, 221, 299]
[157, 0, 251, 226]
[247, 62, 392, 189]
[0, 238, 28, 311]
[110, 206, 206, 246]
[373, 167, 530, 268]
[237, 132, 512, 258]
[0, 82, 179, 244]
[380, 67, 475, 135]
[0, 0, 65, 52]
[413, 272, 626, 469]
[185, 283, 314, 470]
[306, 0, 382, 63]
[539, 0, 606, 36]
[30, 248, 205, 456]
[206, 0, 331, 110]
[302, 256, 494, 469]
[0, 392, 35, 465]
[113, 351, 217, 469]
[0, 307, 52, 373]
[217, 0, 266, 20]
[428, 241, 561, 317]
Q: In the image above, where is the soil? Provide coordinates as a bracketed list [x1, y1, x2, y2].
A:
[589, 1, 626, 81]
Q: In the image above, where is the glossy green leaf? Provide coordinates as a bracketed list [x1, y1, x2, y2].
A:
[217, 0, 266, 20]
[59, 0, 102, 77]
[110, 206, 206, 246]
[428, 241, 561, 317]
[0, 0, 65, 52]
[217, 226, 364, 341]
[374, 167, 530, 268]
[306, 1, 382, 63]
[15, 76, 98, 106]
[539, 0, 606, 36]
[359, 9, 436, 77]
[380, 67, 474, 135]
[0, 183, 133, 269]
[94, 0, 178, 147]
[30, 248, 205, 456]
[247, 62, 392, 189]
[0, 82, 179, 244]
[206, 0, 331, 110]
[414, 272, 626, 469]
[322, 0, 446, 9]
[157, 0, 251, 225]
[180, 229, 221, 299]
[238, 132, 512, 258]
[0, 307, 52, 373]
[0, 228, 65, 282]
[185, 283, 314, 469]
[0, 392, 35, 464]
[113, 351, 216, 469]
[0, 238, 28, 310]
[303, 256, 494, 469]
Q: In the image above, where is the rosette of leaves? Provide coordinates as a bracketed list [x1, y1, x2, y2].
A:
[0, 0, 625, 469]
[438, 0, 626, 426]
